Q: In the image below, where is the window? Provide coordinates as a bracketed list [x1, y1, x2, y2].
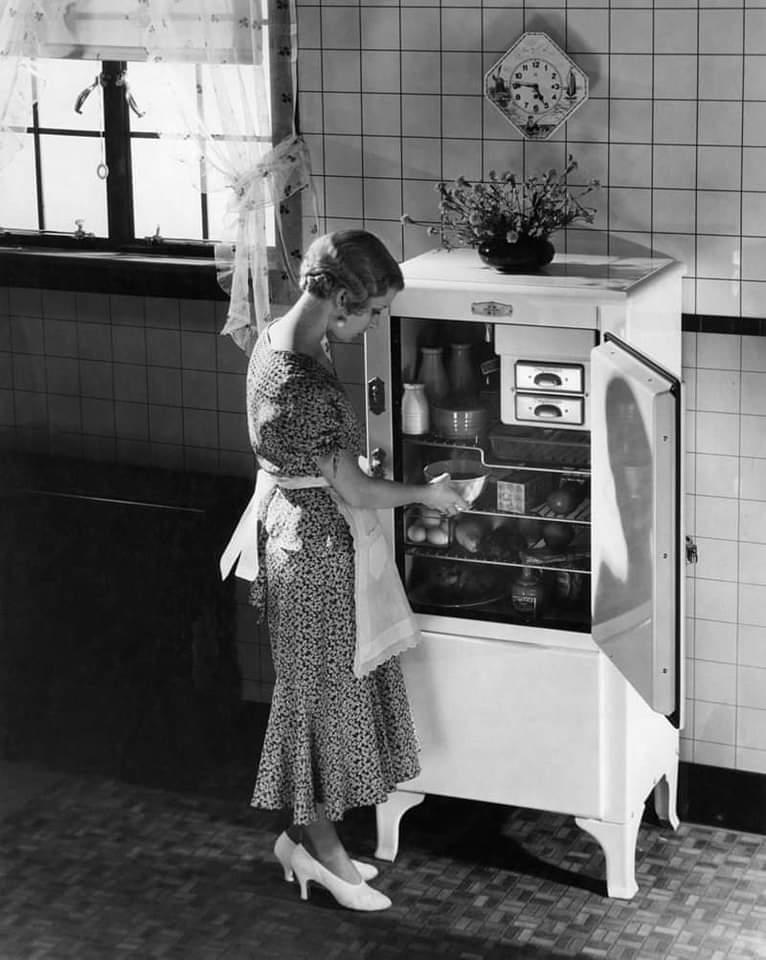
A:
[0, 0, 290, 258]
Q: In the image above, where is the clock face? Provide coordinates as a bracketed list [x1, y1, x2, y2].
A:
[485, 33, 589, 141]
[511, 59, 563, 116]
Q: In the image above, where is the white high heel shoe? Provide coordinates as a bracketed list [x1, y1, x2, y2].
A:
[290, 843, 392, 912]
[273, 832, 378, 883]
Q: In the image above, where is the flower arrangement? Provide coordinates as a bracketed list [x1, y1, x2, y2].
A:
[413, 156, 599, 251]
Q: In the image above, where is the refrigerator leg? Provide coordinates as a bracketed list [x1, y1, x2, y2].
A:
[652, 767, 680, 831]
[374, 789, 425, 862]
[574, 815, 640, 899]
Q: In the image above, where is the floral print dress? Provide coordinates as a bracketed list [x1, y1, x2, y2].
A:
[247, 331, 420, 825]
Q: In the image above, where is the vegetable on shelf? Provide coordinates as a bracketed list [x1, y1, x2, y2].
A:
[541, 521, 575, 550]
[545, 480, 587, 515]
[454, 516, 483, 553]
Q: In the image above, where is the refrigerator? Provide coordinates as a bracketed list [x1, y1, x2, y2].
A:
[363, 248, 686, 899]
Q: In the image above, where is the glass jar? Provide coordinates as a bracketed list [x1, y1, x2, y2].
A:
[401, 383, 430, 435]
[447, 342, 479, 402]
[510, 566, 547, 618]
[417, 346, 449, 405]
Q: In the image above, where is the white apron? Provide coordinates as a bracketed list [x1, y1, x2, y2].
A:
[219, 466, 421, 679]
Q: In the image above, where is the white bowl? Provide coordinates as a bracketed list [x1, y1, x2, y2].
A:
[423, 459, 491, 506]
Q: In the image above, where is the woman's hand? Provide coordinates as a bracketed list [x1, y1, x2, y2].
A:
[420, 474, 469, 517]
[317, 447, 469, 514]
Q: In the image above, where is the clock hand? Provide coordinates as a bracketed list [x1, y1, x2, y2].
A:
[512, 81, 543, 98]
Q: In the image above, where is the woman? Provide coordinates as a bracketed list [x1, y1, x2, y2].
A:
[223, 230, 467, 912]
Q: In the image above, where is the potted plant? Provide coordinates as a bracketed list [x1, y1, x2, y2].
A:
[406, 156, 599, 273]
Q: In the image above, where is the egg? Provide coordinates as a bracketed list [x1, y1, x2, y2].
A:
[420, 508, 443, 528]
[426, 526, 450, 546]
[407, 523, 427, 543]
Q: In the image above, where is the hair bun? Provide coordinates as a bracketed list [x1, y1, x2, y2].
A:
[302, 271, 337, 299]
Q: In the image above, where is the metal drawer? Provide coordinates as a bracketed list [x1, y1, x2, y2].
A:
[514, 393, 586, 426]
[515, 361, 585, 394]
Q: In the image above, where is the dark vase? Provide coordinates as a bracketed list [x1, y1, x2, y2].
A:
[477, 235, 555, 273]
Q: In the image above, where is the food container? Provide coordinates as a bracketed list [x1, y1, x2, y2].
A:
[496, 470, 556, 514]
[510, 566, 547, 618]
[405, 507, 452, 548]
[431, 402, 488, 441]
[423, 459, 491, 506]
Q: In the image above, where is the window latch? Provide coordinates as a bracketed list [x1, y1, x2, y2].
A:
[73, 219, 94, 239]
[74, 74, 102, 115]
[74, 69, 145, 119]
[144, 225, 164, 245]
[115, 70, 145, 119]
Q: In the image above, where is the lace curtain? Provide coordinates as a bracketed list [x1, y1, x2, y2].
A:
[0, 0, 318, 352]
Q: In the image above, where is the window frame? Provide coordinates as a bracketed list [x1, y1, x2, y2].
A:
[0, 0, 300, 299]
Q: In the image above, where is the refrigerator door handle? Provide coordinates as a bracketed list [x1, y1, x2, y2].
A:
[368, 377, 386, 415]
[369, 447, 387, 479]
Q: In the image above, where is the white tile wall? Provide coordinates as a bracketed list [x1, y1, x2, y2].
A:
[685, 331, 766, 774]
[298, 0, 766, 319]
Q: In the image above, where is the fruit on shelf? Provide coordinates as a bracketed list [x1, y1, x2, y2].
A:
[454, 516, 483, 553]
[545, 481, 586, 516]
[541, 521, 575, 550]
[479, 522, 527, 562]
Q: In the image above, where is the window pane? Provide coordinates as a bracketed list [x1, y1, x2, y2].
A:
[0, 134, 38, 231]
[199, 64, 269, 137]
[126, 62, 197, 137]
[205, 173, 237, 244]
[131, 138, 203, 241]
[35, 59, 104, 132]
[39, 135, 108, 235]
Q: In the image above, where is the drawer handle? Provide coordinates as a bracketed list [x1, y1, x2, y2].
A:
[534, 403, 563, 418]
[533, 372, 563, 387]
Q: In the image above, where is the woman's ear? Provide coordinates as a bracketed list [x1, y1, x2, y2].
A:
[335, 288, 348, 314]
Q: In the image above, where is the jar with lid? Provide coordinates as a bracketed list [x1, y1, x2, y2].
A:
[401, 383, 430, 436]
[510, 566, 547, 618]
[417, 346, 449, 405]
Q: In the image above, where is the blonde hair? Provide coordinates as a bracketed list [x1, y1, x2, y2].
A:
[299, 230, 404, 313]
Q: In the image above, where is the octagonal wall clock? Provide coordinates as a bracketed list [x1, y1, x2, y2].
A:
[485, 32, 589, 141]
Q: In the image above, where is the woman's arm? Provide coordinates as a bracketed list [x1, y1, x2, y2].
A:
[317, 448, 468, 516]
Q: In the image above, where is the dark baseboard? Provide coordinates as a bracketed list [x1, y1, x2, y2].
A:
[678, 762, 766, 835]
[682, 313, 766, 336]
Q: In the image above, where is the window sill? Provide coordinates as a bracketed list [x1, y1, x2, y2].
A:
[0, 246, 227, 300]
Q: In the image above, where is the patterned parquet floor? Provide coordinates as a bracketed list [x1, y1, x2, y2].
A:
[0, 763, 764, 960]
